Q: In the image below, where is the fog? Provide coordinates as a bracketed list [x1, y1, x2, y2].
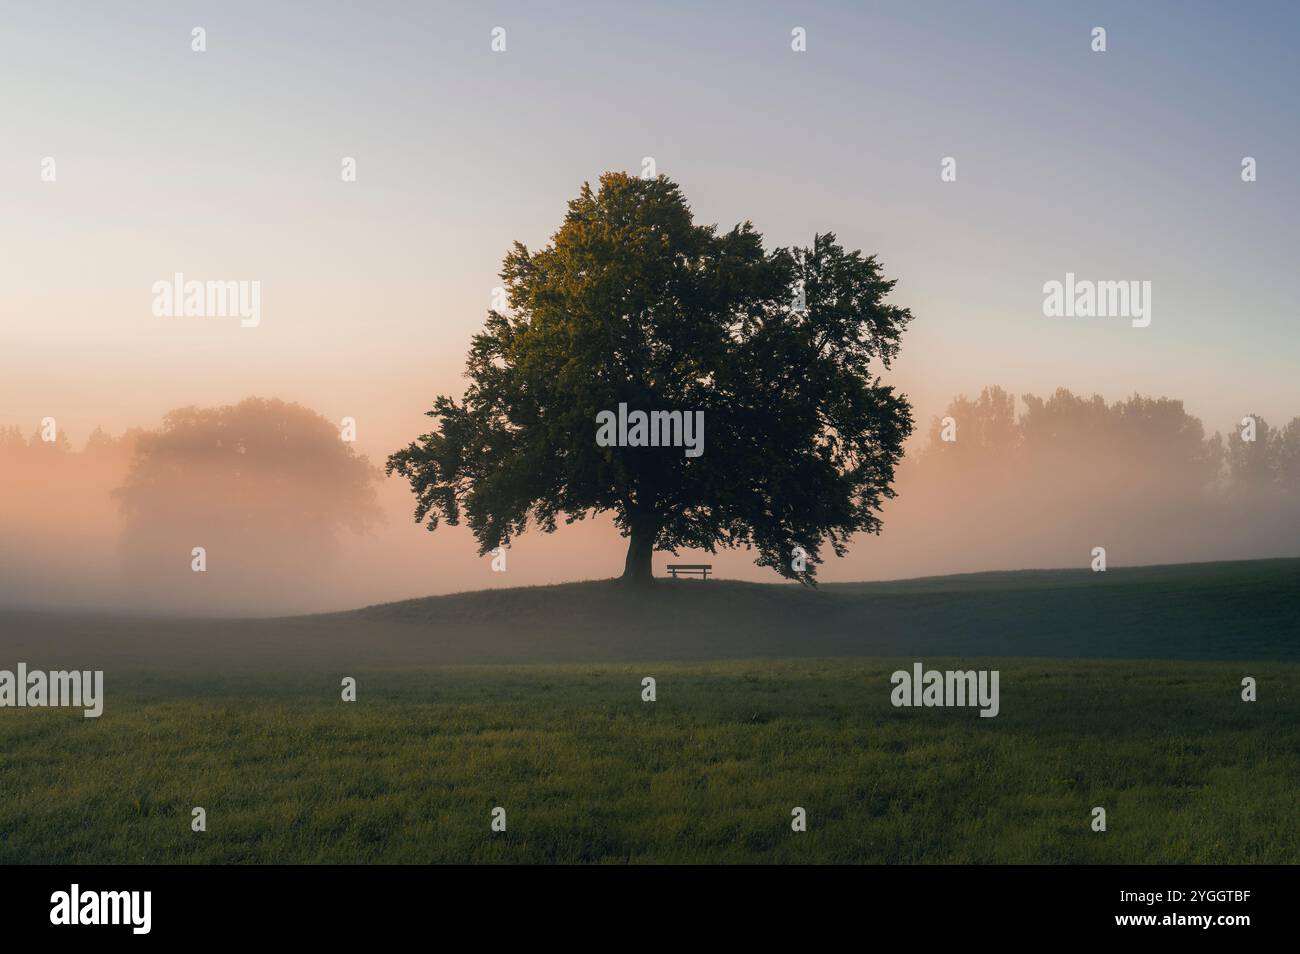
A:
[1, 388, 1297, 617]
[875, 387, 1300, 579]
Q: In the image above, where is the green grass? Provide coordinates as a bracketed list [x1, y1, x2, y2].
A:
[2, 558, 1297, 863]
[1, 658, 1296, 864]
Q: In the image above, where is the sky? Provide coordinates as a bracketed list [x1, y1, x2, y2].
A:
[2, 1, 1298, 610]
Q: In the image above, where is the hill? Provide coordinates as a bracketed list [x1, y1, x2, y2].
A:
[2, 558, 1297, 864]
[2, 557, 1297, 668]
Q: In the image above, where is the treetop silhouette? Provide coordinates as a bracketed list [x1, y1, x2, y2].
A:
[388, 172, 915, 582]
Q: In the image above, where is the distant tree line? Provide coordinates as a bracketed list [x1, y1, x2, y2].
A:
[913, 385, 1300, 496]
[0, 399, 379, 610]
[876, 386, 1300, 574]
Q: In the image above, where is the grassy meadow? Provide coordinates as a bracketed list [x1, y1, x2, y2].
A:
[1, 559, 1298, 864]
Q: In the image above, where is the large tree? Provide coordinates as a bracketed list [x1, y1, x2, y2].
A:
[387, 173, 914, 582]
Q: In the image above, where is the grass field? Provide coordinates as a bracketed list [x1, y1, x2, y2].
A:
[1, 559, 1298, 863]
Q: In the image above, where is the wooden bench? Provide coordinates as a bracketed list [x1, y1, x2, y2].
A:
[666, 564, 712, 580]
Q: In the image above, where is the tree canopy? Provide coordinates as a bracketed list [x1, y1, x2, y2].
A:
[387, 172, 915, 582]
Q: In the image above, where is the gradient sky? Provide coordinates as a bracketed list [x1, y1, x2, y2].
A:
[3, 1, 1299, 604]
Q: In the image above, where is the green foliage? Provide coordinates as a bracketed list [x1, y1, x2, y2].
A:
[388, 173, 914, 581]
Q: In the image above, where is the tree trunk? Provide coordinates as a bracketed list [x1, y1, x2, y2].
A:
[621, 521, 656, 584]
